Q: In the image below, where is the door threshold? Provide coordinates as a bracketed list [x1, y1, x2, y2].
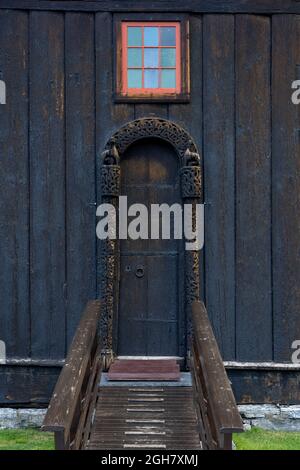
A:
[100, 372, 192, 387]
[117, 356, 184, 361]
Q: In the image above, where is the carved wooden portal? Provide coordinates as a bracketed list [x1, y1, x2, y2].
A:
[99, 118, 202, 368]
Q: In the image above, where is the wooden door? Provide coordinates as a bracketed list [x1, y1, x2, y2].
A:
[118, 138, 183, 356]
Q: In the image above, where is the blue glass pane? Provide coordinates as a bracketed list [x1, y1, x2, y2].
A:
[161, 48, 176, 67]
[144, 69, 159, 88]
[161, 69, 176, 88]
[160, 27, 176, 46]
[128, 69, 142, 88]
[127, 48, 142, 67]
[144, 27, 159, 46]
[144, 48, 159, 68]
[128, 27, 142, 46]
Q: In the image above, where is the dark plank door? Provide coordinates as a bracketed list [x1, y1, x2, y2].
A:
[118, 138, 183, 356]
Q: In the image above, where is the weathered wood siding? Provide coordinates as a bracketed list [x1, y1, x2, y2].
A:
[0, 5, 300, 403]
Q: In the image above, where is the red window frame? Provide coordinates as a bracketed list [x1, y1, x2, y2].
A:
[121, 21, 181, 96]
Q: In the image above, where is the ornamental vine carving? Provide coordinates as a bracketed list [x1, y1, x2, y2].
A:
[101, 166, 121, 197]
[180, 167, 202, 198]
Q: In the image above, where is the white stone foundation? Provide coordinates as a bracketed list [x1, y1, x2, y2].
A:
[1, 405, 300, 431]
[0, 409, 46, 429]
[239, 405, 300, 432]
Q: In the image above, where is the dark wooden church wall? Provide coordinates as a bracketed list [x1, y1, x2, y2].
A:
[1, 5, 300, 404]
[0, 10, 30, 358]
[204, 13, 300, 363]
[272, 15, 300, 361]
[0, 9, 97, 363]
[204, 13, 273, 361]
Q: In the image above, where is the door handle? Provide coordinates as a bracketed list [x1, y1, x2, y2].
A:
[135, 265, 145, 278]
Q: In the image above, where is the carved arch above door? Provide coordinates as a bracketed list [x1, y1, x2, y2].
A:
[104, 117, 201, 162]
[99, 117, 202, 369]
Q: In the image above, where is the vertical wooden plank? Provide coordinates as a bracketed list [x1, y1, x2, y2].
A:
[235, 15, 272, 361]
[30, 12, 66, 359]
[203, 15, 235, 359]
[169, 15, 202, 156]
[65, 13, 96, 346]
[0, 11, 30, 358]
[272, 15, 300, 361]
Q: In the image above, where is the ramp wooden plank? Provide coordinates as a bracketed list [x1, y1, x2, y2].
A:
[87, 386, 201, 450]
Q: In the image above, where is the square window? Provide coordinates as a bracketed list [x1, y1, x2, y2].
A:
[161, 27, 176, 46]
[144, 27, 159, 46]
[128, 27, 142, 46]
[127, 48, 142, 67]
[117, 19, 189, 100]
[144, 48, 159, 68]
[161, 69, 176, 88]
[128, 69, 142, 88]
[144, 69, 159, 88]
[161, 48, 176, 67]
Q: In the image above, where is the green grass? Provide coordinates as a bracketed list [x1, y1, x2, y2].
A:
[0, 428, 54, 450]
[0, 426, 300, 450]
[234, 427, 300, 450]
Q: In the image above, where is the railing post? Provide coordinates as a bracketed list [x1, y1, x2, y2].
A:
[221, 433, 233, 450]
[54, 430, 67, 450]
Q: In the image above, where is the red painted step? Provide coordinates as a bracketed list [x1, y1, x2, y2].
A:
[107, 359, 180, 381]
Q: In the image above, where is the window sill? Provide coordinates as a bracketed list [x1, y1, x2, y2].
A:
[114, 92, 190, 103]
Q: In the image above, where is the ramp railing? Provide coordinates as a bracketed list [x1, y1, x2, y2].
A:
[42, 300, 102, 450]
[190, 300, 244, 450]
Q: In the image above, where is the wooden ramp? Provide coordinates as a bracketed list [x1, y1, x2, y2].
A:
[42, 300, 244, 450]
[87, 386, 201, 450]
